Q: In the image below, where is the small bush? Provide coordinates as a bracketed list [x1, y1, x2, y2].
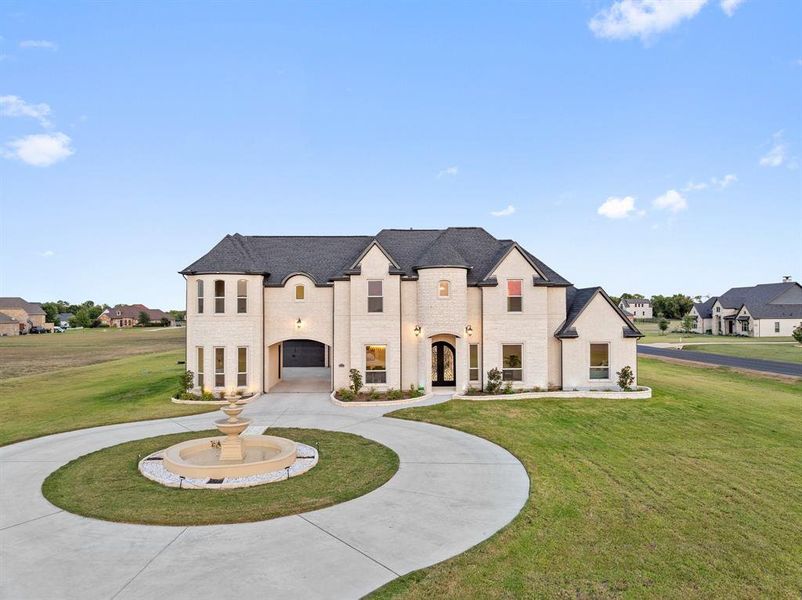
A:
[409, 384, 422, 398]
[617, 365, 635, 391]
[177, 370, 194, 395]
[464, 386, 480, 396]
[349, 368, 363, 395]
[336, 388, 355, 401]
[387, 388, 403, 400]
[502, 381, 514, 394]
[368, 388, 381, 400]
[486, 368, 502, 394]
[793, 324, 802, 344]
[201, 389, 215, 401]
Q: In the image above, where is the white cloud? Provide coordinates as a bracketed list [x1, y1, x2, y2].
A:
[712, 173, 737, 188]
[597, 196, 637, 219]
[19, 40, 57, 50]
[589, 0, 708, 41]
[3, 132, 74, 166]
[490, 204, 516, 217]
[759, 131, 787, 167]
[684, 173, 738, 191]
[437, 166, 459, 178]
[683, 180, 708, 192]
[0, 95, 52, 127]
[720, 0, 745, 16]
[39, 250, 55, 257]
[653, 189, 688, 212]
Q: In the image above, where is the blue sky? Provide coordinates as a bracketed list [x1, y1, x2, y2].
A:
[1, 0, 800, 310]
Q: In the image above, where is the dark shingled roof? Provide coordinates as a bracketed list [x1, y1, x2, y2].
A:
[0, 297, 45, 315]
[181, 228, 571, 287]
[555, 286, 642, 339]
[693, 297, 718, 319]
[0, 311, 19, 324]
[717, 282, 802, 319]
[619, 297, 651, 307]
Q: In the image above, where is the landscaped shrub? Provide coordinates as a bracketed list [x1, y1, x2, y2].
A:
[368, 388, 381, 400]
[464, 386, 480, 396]
[201, 389, 215, 401]
[658, 318, 669, 334]
[409, 384, 422, 398]
[349, 368, 363, 395]
[486, 368, 502, 394]
[336, 387, 355, 401]
[177, 370, 194, 396]
[793, 324, 802, 344]
[616, 365, 635, 391]
[386, 388, 403, 400]
[502, 381, 514, 394]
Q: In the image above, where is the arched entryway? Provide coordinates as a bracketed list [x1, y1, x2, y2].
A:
[431, 341, 456, 387]
[266, 339, 331, 393]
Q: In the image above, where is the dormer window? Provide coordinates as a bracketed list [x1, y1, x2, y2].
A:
[116, 310, 121, 316]
[507, 279, 522, 312]
[295, 285, 305, 301]
[438, 280, 450, 298]
[368, 280, 383, 313]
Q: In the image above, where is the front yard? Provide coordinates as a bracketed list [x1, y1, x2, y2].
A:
[374, 358, 802, 599]
[688, 342, 802, 364]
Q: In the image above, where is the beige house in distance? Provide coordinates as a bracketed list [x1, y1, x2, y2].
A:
[618, 297, 652, 319]
[181, 228, 642, 395]
[0, 297, 48, 335]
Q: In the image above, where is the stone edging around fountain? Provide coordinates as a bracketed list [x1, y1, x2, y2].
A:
[329, 391, 434, 407]
[170, 394, 260, 405]
[138, 443, 319, 489]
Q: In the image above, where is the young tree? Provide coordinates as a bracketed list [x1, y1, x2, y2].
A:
[658, 318, 669, 334]
[348, 368, 363, 395]
[682, 314, 695, 333]
[793, 324, 802, 345]
[138, 311, 151, 326]
[616, 365, 635, 391]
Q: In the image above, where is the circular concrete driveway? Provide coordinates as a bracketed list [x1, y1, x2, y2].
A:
[0, 393, 528, 600]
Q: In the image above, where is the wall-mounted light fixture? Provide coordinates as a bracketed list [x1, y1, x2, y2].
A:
[413, 325, 422, 336]
[465, 324, 473, 336]
[296, 318, 302, 329]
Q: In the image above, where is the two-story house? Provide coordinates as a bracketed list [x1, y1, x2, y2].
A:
[180, 228, 641, 395]
[618, 297, 652, 319]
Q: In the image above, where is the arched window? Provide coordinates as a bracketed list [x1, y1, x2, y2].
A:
[237, 279, 247, 313]
[197, 280, 204, 313]
[295, 284, 305, 301]
[438, 280, 450, 298]
[214, 280, 225, 313]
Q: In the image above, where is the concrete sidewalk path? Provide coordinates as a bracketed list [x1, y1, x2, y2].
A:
[0, 393, 528, 600]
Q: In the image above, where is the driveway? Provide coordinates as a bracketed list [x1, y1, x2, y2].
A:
[269, 367, 331, 392]
[0, 393, 528, 600]
[638, 345, 802, 378]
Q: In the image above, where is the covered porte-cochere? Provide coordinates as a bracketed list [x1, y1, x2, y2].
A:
[266, 339, 331, 393]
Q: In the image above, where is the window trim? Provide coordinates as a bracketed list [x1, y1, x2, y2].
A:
[237, 346, 247, 388]
[365, 344, 387, 384]
[295, 284, 305, 301]
[438, 280, 450, 299]
[506, 279, 523, 313]
[367, 280, 384, 313]
[214, 346, 225, 388]
[589, 342, 611, 381]
[196, 346, 204, 389]
[469, 343, 480, 382]
[237, 279, 247, 314]
[501, 343, 523, 382]
[214, 280, 225, 314]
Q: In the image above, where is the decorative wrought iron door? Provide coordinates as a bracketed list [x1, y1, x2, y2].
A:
[431, 341, 456, 386]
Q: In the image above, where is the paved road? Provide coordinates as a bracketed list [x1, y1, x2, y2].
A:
[638, 345, 802, 378]
[0, 393, 528, 600]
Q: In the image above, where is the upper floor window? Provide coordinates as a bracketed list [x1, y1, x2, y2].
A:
[237, 280, 247, 313]
[295, 284, 305, 301]
[438, 280, 450, 298]
[368, 280, 383, 313]
[590, 343, 609, 380]
[197, 280, 204, 313]
[214, 280, 225, 313]
[775, 322, 780, 333]
[507, 279, 522, 312]
[715, 306, 720, 313]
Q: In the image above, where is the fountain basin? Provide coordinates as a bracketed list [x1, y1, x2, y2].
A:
[163, 434, 297, 479]
[214, 418, 251, 436]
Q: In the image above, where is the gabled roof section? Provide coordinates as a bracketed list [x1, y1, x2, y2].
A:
[715, 282, 802, 319]
[349, 239, 401, 270]
[412, 229, 471, 270]
[555, 287, 643, 339]
[0, 297, 45, 315]
[692, 297, 718, 319]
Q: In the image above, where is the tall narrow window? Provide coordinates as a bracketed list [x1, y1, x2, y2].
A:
[589, 343, 610, 380]
[196, 347, 204, 389]
[197, 280, 204, 313]
[507, 280, 522, 312]
[214, 280, 225, 313]
[214, 347, 225, 388]
[368, 280, 383, 313]
[775, 322, 780, 333]
[502, 344, 523, 381]
[237, 347, 247, 387]
[469, 344, 479, 382]
[237, 279, 247, 313]
[438, 280, 450, 298]
[365, 345, 387, 384]
[295, 285, 305, 301]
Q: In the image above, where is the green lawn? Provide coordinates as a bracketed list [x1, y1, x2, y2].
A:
[42, 427, 399, 526]
[0, 350, 215, 446]
[640, 332, 796, 344]
[0, 326, 186, 379]
[688, 343, 802, 364]
[374, 358, 802, 599]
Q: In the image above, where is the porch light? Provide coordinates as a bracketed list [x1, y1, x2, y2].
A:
[296, 318, 302, 329]
[465, 324, 473, 336]
[413, 325, 422, 336]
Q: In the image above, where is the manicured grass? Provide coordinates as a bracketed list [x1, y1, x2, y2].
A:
[0, 326, 186, 379]
[374, 358, 802, 599]
[688, 343, 802, 364]
[0, 350, 215, 446]
[42, 427, 399, 526]
[640, 332, 796, 344]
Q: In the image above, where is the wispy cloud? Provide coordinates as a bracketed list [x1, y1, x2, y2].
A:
[0, 95, 52, 127]
[589, 0, 708, 42]
[683, 173, 737, 191]
[653, 189, 688, 213]
[711, 173, 737, 188]
[759, 131, 788, 167]
[720, 0, 745, 17]
[3, 132, 74, 166]
[39, 250, 55, 258]
[597, 196, 637, 219]
[437, 166, 459, 178]
[490, 204, 516, 217]
[19, 39, 58, 50]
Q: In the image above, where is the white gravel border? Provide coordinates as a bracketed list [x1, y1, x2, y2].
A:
[138, 442, 318, 489]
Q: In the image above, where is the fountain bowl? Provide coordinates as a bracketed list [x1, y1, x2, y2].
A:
[163, 434, 297, 479]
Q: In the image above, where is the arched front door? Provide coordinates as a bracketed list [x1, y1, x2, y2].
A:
[431, 341, 456, 387]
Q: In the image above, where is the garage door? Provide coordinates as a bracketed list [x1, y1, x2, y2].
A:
[282, 340, 326, 367]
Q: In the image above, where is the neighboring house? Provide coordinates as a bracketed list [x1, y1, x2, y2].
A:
[618, 298, 653, 319]
[56, 312, 74, 327]
[0, 312, 19, 336]
[691, 281, 802, 337]
[181, 228, 642, 395]
[98, 304, 176, 328]
[0, 297, 48, 335]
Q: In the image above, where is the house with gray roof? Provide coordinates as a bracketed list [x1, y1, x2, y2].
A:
[618, 297, 652, 319]
[181, 228, 641, 394]
[691, 280, 802, 336]
[0, 297, 47, 335]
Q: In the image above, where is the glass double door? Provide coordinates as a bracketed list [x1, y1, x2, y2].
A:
[431, 341, 456, 386]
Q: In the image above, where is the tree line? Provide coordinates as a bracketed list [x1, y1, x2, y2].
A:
[41, 300, 108, 328]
